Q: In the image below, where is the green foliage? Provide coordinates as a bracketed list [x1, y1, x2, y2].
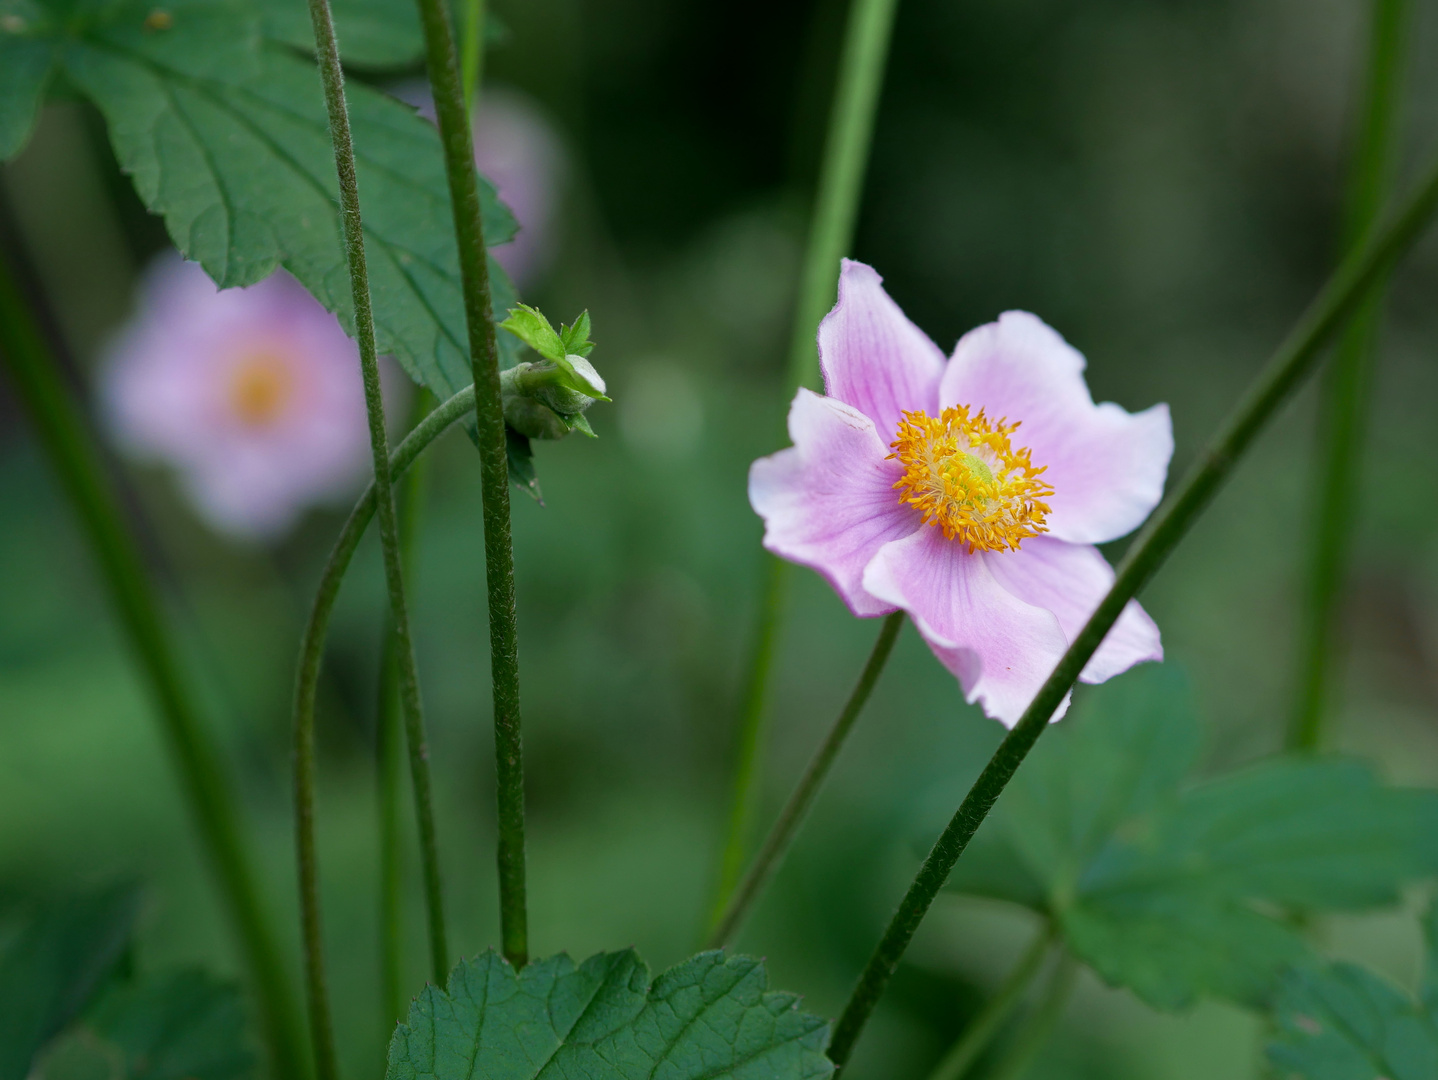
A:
[387, 949, 834, 1080]
[37, 970, 254, 1080]
[0, 884, 140, 1080]
[942, 666, 1438, 1010]
[499, 305, 607, 398]
[0, 0, 521, 403]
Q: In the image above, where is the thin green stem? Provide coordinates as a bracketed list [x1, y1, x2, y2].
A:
[461, 0, 486, 113]
[713, 0, 901, 925]
[302, 0, 447, 1067]
[411, 0, 527, 968]
[708, 611, 903, 947]
[377, 389, 436, 1025]
[0, 245, 306, 1080]
[826, 154, 1438, 1069]
[925, 924, 1054, 1080]
[984, 952, 1078, 1080]
[1289, 0, 1409, 751]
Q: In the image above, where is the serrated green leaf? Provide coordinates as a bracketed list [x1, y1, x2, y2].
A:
[560, 310, 594, 357]
[1267, 961, 1438, 1080]
[28, 0, 521, 404]
[0, 884, 140, 1080]
[387, 949, 834, 1080]
[255, 0, 422, 68]
[500, 304, 565, 361]
[940, 665, 1438, 1011]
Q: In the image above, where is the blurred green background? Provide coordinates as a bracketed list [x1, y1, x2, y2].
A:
[5, 0, 1438, 1075]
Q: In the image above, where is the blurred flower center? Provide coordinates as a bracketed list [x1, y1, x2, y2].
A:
[889, 405, 1054, 552]
[227, 351, 294, 428]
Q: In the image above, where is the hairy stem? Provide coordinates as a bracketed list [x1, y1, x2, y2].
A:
[826, 153, 1438, 1069]
[985, 952, 1078, 1080]
[1289, 0, 1409, 751]
[377, 389, 436, 1024]
[302, 0, 448, 1068]
[708, 612, 903, 947]
[713, 0, 901, 922]
[411, 0, 527, 968]
[0, 242, 305, 1080]
[926, 924, 1054, 1080]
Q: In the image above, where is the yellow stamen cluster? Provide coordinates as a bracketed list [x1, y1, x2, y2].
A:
[229, 352, 294, 428]
[889, 405, 1054, 552]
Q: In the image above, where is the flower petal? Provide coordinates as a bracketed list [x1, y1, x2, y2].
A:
[750, 389, 920, 617]
[817, 259, 945, 439]
[862, 527, 1072, 726]
[983, 537, 1162, 684]
[940, 311, 1173, 544]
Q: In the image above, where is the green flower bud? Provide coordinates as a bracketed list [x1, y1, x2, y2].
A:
[498, 305, 609, 441]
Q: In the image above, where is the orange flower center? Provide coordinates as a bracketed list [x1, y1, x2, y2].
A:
[228, 352, 294, 428]
[889, 405, 1054, 552]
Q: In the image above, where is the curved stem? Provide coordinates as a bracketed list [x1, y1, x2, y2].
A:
[713, 0, 901, 925]
[925, 923, 1054, 1080]
[1289, 0, 1409, 751]
[0, 242, 306, 1079]
[708, 611, 903, 947]
[985, 951, 1078, 1080]
[303, 0, 450, 1069]
[411, 0, 528, 968]
[826, 154, 1438, 1069]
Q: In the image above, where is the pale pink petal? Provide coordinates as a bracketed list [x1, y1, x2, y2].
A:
[939, 312, 1173, 545]
[750, 389, 920, 617]
[862, 527, 1072, 726]
[817, 259, 944, 440]
[983, 537, 1162, 685]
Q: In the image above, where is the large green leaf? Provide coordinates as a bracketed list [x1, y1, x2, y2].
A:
[939, 665, 1438, 1010]
[387, 949, 834, 1080]
[5, 0, 520, 403]
[0, 884, 141, 1080]
[0, 13, 54, 159]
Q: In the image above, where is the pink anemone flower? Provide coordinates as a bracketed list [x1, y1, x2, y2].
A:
[102, 257, 389, 540]
[750, 260, 1173, 726]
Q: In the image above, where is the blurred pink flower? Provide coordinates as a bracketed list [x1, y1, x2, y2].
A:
[750, 260, 1173, 726]
[102, 257, 387, 540]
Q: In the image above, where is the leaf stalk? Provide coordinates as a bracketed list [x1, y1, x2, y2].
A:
[301, 0, 449, 1070]
[1289, 0, 1409, 751]
[410, 0, 529, 968]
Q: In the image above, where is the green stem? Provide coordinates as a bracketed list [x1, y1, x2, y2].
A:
[461, 0, 486, 113]
[0, 242, 306, 1080]
[1288, 0, 1408, 751]
[708, 611, 903, 947]
[712, 0, 901, 925]
[411, 0, 527, 968]
[984, 952, 1078, 1080]
[302, 0, 448, 1068]
[826, 154, 1438, 1070]
[925, 924, 1054, 1080]
[377, 389, 436, 1025]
